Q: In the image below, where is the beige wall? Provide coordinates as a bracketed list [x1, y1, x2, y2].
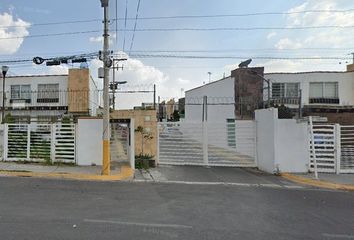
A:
[111, 109, 157, 158]
[166, 99, 175, 119]
[68, 68, 90, 113]
[347, 64, 354, 72]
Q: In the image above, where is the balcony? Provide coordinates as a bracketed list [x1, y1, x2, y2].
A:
[309, 98, 339, 104]
[270, 97, 300, 105]
[0, 90, 99, 113]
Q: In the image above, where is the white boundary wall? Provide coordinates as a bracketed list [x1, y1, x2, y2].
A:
[256, 108, 309, 173]
[76, 118, 103, 166]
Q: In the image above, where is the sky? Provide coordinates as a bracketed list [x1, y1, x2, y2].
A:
[0, 0, 354, 108]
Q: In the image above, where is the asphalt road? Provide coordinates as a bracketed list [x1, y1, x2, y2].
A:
[0, 176, 353, 240]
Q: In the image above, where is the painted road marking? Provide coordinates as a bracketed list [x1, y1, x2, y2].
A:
[84, 219, 193, 229]
[322, 233, 354, 239]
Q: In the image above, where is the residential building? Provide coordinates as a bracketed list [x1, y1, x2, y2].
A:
[185, 64, 354, 124]
[265, 66, 354, 124]
[0, 68, 99, 123]
[158, 98, 178, 121]
[185, 67, 264, 122]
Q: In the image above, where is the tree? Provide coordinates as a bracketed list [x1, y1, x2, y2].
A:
[135, 126, 153, 155]
[276, 104, 294, 119]
[172, 110, 180, 121]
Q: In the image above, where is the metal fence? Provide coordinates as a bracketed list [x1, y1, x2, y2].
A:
[3, 123, 76, 164]
[0, 90, 101, 121]
[309, 122, 354, 174]
[157, 121, 256, 167]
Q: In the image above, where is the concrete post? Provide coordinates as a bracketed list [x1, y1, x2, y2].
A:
[335, 124, 341, 174]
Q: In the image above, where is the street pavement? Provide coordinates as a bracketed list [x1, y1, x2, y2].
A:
[135, 165, 303, 188]
[0, 175, 353, 239]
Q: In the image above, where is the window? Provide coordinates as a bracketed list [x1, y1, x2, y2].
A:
[37, 84, 59, 103]
[272, 83, 299, 98]
[10, 85, 31, 102]
[226, 119, 236, 148]
[309, 82, 339, 104]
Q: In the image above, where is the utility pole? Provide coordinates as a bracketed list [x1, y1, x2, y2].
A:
[101, 0, 110, 175]
[153, 84, 156, 110]
[111, 57, 127, 110]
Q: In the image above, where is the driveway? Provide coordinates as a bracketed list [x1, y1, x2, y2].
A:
[134, 165, 304, 188]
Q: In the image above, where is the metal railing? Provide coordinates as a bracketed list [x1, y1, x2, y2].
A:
[0, 90, 101, 119]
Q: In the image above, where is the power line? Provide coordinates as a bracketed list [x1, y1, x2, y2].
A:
[129, 47, 354, 53]
[1, 24, 354, 40]
[129, 0, 142, 54]
[129, 54, 351, 60]
[127, 26, 354, 31]
[115, 0, 119, 50]
[124, 9, 354, 20]
[0, 30, 100, 40]
[2, 8, 353, 29]
[122, 0, 128, 51]
[0, 19, 101, 29]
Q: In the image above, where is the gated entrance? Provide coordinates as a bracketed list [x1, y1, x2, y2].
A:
[157, 120, 257, 167]
[110, 119, 135, 168]
[309, 123, 354, 174]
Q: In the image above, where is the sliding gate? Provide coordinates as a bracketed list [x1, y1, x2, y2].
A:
[158, 121, 256, 167]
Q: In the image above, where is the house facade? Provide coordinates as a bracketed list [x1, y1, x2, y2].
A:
[0, 68, 99, 123]
[185, 64, 354, 124]
[265, 65, 354, 124]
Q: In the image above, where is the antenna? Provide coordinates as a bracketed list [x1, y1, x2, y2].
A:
[238, 59, 252, 68]
[207, 72, 212, 83]
[350, 52, 354, 64]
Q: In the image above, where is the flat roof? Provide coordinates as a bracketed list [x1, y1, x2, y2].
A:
[185, 75, 232, 93]
[7, 74, 68, 78]
[264, 71, 350, 75]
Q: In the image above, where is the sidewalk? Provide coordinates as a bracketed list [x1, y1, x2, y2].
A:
[0, 161, 134, 181]
[282, 173, 354, 191]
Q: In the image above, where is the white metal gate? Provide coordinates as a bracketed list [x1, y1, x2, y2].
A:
[340, 125, 354, 173]
[158, 121, 256, 167]
[4, 123, 76, 164]
[309, 123, 354, 174]
[309, 124, 336, 173]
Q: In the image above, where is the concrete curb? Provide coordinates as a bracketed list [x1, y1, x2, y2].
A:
[281, 173, 354, 191]
[0, 166, 134, 182]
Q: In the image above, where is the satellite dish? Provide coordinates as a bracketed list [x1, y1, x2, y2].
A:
[238, 59, 252, 68]
[33, 57, 45, 65]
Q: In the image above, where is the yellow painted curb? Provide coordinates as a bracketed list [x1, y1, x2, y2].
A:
[0, 166, 134, 182]
[281, 173, 354, 191]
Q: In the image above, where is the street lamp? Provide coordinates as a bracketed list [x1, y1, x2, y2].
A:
[2, 66, 9, 123]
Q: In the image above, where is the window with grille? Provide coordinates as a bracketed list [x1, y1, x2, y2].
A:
[37, 84, 59, 103]
[272, 83, 299, 98]
[309, 82, 339, 104]
[10, 85, 31, 103]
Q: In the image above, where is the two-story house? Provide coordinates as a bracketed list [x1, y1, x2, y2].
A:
[184, 64, 354, 124]
[266, 64, 354, 124]
[1, 68, 100, 123]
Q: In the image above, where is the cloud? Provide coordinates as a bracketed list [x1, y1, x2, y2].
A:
[89, 58, 194, 109]
[261, 0, 354, 72]
[47, 65, 69, 75]
[275, 38, 302, 50]
[89, 34, 116, 44]
[267, 32, 277, 39]
[0, 12, 31, 54]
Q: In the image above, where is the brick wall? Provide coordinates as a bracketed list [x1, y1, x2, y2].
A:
[231, 67, 264, 119]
